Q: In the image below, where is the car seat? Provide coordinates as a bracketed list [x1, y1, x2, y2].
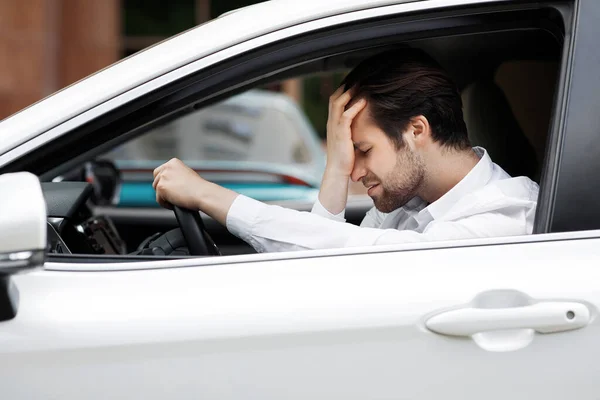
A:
[462, 79, 538, 180]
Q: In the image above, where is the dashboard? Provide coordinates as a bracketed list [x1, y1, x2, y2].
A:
[43, 182, 126, 255]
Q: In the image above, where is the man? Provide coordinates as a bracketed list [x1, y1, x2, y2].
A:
[152, 48, 539, 252]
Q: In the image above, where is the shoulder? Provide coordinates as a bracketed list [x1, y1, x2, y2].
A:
[443, 176, 539, 220]
[489, 176, 539, 201]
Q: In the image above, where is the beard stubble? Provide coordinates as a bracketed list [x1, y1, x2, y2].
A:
[365, 147, 425, 213]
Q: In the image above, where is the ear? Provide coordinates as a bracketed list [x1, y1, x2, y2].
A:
[408, 115, 431, 148]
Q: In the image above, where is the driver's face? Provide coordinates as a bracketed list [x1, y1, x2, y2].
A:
[350, 107, 425, 213]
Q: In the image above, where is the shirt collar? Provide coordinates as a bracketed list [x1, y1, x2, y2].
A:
[425, 147, 493, 220]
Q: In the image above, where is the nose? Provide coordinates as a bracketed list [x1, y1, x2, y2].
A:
[350, 157, 367, 183]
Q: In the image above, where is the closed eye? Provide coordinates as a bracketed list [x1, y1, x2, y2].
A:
[354, 147, 371, 156]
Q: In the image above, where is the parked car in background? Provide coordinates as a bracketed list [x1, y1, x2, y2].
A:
[1, 0, 600, 399]
[103, 89, 325, 206]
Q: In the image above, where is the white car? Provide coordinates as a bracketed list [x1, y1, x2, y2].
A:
[1, 0, 599, 398]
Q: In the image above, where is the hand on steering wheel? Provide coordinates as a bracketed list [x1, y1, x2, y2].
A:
[173, 206, 221, 256]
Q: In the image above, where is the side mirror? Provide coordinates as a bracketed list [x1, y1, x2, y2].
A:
[0, 172, 46, 276]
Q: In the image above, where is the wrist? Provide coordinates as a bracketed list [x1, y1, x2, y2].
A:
[324, 164, 351, 180]
[192, 179, 212, 211]
[193, 180, 240, 226]
[318, 169, 350, 216]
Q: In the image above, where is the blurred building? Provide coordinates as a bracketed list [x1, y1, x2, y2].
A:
[0, 0, 301, 121]
[0, 0, 120, 119]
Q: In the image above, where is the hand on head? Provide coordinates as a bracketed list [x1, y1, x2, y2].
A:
[315, 87, 367, 215]
[326, 86, 367, 177]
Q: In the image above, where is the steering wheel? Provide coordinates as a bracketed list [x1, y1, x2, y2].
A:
[173, 206, 221, 256]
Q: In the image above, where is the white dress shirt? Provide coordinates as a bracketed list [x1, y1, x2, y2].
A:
[226, 147, 539, 252]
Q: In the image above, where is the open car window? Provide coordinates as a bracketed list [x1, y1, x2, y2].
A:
[97, 78, 354, 207]
[104, 89, 325, 171]
[33, 3, 566, 263]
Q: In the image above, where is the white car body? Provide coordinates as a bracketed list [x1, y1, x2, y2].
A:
[1, 0, 600, 399]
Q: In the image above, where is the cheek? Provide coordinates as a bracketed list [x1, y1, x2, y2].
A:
[376, 152, 399, 176]
[362, 158, 385, 182]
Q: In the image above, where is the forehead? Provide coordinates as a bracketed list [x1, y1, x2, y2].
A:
[351, 105, 381, 140]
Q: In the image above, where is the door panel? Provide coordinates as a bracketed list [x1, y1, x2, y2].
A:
[2, 235, 599, 399]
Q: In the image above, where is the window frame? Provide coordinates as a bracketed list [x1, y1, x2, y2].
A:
[5, 1, 582, 270]
[542, 0, 600, 233]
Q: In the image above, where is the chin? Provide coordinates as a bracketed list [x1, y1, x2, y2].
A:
[374, 205, 396, 213]
[373, 194, 412, 213]
[373, 199, 396, 213]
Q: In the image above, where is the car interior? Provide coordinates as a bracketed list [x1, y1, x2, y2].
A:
[32, 7, 563, 261]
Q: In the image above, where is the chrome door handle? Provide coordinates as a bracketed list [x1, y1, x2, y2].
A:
[425, 301, 590, 337]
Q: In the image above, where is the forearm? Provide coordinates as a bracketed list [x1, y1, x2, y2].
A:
[227, 196, 525, 253]
[227, 195, 422, 253]
[194, 181, 240, 226]
[227, 195, 362, 252]
[317, 167, 350, 215]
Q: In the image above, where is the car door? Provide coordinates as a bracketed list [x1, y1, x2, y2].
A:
[3, 232, 600, 399]
[2, 0, 600, 399]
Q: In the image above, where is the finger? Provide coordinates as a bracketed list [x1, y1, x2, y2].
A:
[153, 164, 164, 179]
[335, 88, 355, 111]
[159, 198, 173, 210]
[341, 98, 367, 123]
[330, 90, 354, 121]
[152, 172, 160, 190]
[155, 187, 172, 210]
[328, 86, 346, 114]
[345, 85, 356, 98]
[330, 85, 344, 100]
[334, 89, 353, 107]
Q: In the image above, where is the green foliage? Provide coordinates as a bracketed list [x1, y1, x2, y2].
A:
[211, 0, 265, 18]
[123, 0, 267, 36]
[302, 73, 346, 140]
[124, 0, 196, 36]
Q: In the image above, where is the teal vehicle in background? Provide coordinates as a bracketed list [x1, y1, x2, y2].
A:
[118, 180, 320, 207]
[115, 160, 322, 207]
[104, 89, 326, 207]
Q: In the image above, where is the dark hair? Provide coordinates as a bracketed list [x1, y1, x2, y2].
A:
[342, 48, 470, 150]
